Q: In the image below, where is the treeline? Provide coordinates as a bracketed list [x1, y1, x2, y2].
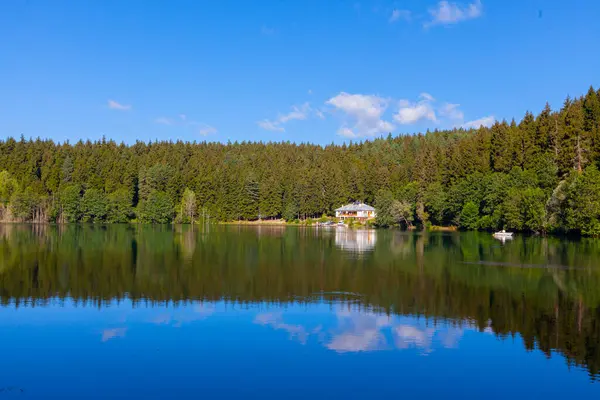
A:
[1, 86, 600, 233]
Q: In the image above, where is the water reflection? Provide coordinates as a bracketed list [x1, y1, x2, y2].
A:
[493, 234, 513, 244]
[254, 304, 469, 354]
[335, 228, 377, 254]
[102, 327, 127, 342]
[1, 224, 600, 381]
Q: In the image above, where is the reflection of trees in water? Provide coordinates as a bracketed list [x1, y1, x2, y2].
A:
[1, 225, 600, 376]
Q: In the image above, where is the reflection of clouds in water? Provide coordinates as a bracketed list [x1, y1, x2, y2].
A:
[102, 327, 127, 342]
[255, 306, 468, 354]
[254, 312, 311, 344]
[394, 325, 434, 351]
[327, 309, 391, 352]
[437, 328, 464, 349]
[151, 303, 215, 327]
[103, 303, 216, 343]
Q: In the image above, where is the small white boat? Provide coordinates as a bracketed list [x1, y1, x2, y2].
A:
[493, 230, 513, 237]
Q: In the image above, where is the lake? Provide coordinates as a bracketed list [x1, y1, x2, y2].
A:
[1, 224, 600, 398]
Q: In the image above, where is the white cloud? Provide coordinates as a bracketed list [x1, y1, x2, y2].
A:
[426, 0, 483, 27]
[394, 325, 435, 352]
[462, 115, 495, 129]
[326, 92, 394, 138]
[107, 100, 131, 111]
[254, 313, 309, 344]
[150, 303, 215, 328]
[258, 119, 285, 132]
[155, 117, 172, 125]
[439, 103, 464, 121]
[308, 89, 313, 95]
[198, 124, 217, 136]
[253, 304, 473, 354]
[389, 9, 411, 23]
[258, 102, 314, 133]
[179, 114, 187, 121]
[327, 311, 391, 352]
[394, 93, 437, 125]
[102, 327, 127, 342]
[279, 103, 310, 123]
[420, 92, 435, 102]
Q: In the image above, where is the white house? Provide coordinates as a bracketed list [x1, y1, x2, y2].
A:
[335, 202, 376, 221]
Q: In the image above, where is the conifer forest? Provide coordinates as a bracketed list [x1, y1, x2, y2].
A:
[1, 87, 600, 235]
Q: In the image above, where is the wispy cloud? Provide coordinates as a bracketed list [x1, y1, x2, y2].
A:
[426, 0, 483, 27]
[261, 25, 275, 35]
[439, 103, 464, 121]
[257, 102, 313, 133]
[258, 119, 285, 132]
[102, 327, 127, 342]
[155, 117, 173, 125]
[150, 303, 215, 328]
[198, 123, 217, 136]
[107, 100, 131, 111]
[279, 103, 310, 123]
[389, 9, 411, 23]
[394, 93, 437, 125]
[462, 115, 495, 129]
[254, 313, 309, 344]
[326, 92, 394, 139]
[155, 114, 216, 136]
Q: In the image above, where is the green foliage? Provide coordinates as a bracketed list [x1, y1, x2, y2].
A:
[0, 86, 599, 234]
[391, 200, 413, 228]
[375, 189, 395, 227]
[0, 170, 18, 205]
[107, 189, 133, 223]
[283, 201, 298, 222]
[138, 191, 174, 224]
[60, 184, 82, 223]
[504, 187, 547, 232]
[10, 187, 37, 220]
[460, 202, 479, 230]
[423, 182, 446, 225]
[565, 166, 600, 235]
[178, 188, 197, 223]
[61, 155, 73, 183]
[82, 188, 108, 222]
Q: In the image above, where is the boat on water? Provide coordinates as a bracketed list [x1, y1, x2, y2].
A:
[493, 230, 513, 237]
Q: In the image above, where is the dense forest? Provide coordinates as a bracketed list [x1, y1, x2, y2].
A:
[1, 86, 600, 234]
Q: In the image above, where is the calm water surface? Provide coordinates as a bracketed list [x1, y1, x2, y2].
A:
[1, 225, 600, 398]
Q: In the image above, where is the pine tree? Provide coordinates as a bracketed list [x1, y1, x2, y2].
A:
[61, 155, 73, 183]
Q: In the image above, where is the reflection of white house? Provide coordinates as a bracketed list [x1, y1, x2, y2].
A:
[335, 202, 376, 221]
[335, 229, 377, 253]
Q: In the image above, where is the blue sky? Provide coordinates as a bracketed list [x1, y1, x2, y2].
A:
[1, 0, 599, 145]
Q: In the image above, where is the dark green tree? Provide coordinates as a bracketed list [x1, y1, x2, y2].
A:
[107, 189, 133, 223]
[138, 191, 174, 223]
[60, 184, 81, 223]
[459, 202, 479, 230]
[82, 188, 108, 222]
